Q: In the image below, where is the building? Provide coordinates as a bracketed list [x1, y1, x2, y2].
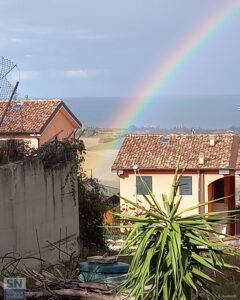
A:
[112, 134, 240, 236]
[0, 99, 82, 148]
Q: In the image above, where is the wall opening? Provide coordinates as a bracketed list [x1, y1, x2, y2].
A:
[208, 176, 235, 236]
[213, 177, 224, 201]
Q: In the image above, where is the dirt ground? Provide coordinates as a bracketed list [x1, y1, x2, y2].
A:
[82, 137, 122, 190]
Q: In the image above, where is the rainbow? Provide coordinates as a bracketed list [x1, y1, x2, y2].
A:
[90, 1, 240, 179]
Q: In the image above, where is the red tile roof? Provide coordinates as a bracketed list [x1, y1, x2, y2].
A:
[235, 141, 240, 169]
[0, 99, 81, 133]
[112, 134, 239, 170]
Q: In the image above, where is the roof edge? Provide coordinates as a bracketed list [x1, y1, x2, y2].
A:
[61, 101, 82, 127]
[111, 167, 236, 171]
[39, 102, 63, 134]
[0, 131, 40, 135]
[229, 135, 240, 168]
[38, 100, 81, 134]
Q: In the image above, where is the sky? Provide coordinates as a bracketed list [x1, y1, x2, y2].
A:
[0, 0, 240, 99]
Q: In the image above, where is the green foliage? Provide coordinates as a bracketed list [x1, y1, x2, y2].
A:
[78, 177, 108, 252]
[116, 158, 240, 300]
[29, 137, 86, 204]
[58, 138, 85, 203]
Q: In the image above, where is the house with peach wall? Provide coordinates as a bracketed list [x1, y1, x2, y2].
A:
[112, 134, 240, 236]
[0, 99, 81, 148]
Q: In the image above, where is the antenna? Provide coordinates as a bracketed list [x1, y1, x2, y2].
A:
[0, 56, 20, 127]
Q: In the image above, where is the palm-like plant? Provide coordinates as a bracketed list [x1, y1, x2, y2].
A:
[116, 160, 240, 300]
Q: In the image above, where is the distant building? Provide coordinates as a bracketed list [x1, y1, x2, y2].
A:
[0, 99, 82, 148]
[112, 134, 240, 236]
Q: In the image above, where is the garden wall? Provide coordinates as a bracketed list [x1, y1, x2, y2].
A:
[0, 159, 79, 265]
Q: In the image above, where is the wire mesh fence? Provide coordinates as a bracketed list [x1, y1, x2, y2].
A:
[0, 56, 18, 100]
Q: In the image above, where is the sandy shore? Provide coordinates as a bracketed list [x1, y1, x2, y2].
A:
[82, 137, 122, 190]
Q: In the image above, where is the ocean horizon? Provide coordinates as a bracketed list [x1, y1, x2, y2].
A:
[63, 95, 240, 129]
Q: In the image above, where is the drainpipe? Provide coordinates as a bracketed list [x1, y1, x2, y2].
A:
[133, 165, 140, 214]
[198, 170, 205, 213]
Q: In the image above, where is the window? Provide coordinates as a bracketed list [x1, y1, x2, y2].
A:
[179, 176, 192, 195]
[161, 136, 171, 144]
[0, 139, 24, 148]
[0, 139, 25, 162]
[136, 176, 152, 195]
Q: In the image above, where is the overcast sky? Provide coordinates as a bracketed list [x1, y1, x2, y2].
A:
[1, 0, 240, 98]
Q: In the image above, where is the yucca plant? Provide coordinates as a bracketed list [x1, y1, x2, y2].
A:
[116, 159, 240, 300]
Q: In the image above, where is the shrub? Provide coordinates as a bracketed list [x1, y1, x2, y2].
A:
[78, 177, 108, 253]
[117, 159, 240, 300]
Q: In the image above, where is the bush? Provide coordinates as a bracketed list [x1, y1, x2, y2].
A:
[78, 177, 109, 253]
[117, 158, 240, 300]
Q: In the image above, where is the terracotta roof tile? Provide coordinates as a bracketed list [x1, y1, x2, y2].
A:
[235, 137, 240, 169]
[0, 99, 62, 133]
[112, 134, 236, 170]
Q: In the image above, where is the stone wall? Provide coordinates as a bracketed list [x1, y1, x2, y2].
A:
[0, 159, 79, 264]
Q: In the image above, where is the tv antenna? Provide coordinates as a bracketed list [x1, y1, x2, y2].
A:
[0, 56, 20, 127]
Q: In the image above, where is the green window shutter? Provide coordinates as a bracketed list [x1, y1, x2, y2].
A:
[137, 176, 152, 195]
[179, 176, 192, 195]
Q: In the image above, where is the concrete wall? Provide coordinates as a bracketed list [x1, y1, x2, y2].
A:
[119, 170, 225, 217]
[0, 159, 79, 263]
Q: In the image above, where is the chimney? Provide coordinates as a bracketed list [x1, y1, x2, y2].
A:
[199, 152, 204, 165]
[209, 135, 215, 146]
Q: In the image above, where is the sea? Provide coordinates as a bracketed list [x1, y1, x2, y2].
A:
[63, 95, 240, 129]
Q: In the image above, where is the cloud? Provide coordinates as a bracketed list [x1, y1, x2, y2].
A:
[10, 38, 23, 43]
[64, 69, 104, 79]
[11, 71, 39, 81]
[73, 33, 109, 40]
[65, 70, 89, 78]
[2, 27, 109, 44]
